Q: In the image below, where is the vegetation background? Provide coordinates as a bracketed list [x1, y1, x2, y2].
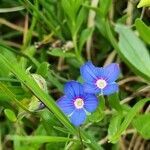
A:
[0, 0, 150, 149]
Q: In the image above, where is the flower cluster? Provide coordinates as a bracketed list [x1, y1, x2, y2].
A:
[57, 61, 120, 126]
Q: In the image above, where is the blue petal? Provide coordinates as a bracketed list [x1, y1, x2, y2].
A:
[103, 83, 119, 95]
[57, 96, 75, 115]
[83, 83, 100, 94]
[70, 109, 86, 126]
[80, 61, 101, 83]
[64, 81, 84, 98]
[84, 94, 98, 112]
[103, 63, 120, 82]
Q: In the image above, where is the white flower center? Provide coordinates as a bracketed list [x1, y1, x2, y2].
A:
[96, 79, 107, 89]
[74, 98, 84, 109]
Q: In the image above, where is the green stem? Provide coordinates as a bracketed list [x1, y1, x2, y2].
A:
[0, 78, 19, 82]
[98, 95, 105, 110]
[78, 127, 84, 150]
[22, 0, 38, 50]
[73, 35, 84, 64]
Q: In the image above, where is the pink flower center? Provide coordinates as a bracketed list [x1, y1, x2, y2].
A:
[96, 79, 107, 89]
[74, 98, 84, 109]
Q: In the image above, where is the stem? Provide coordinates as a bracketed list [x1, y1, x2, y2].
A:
[86, 0, 99, 60]
[140, 7, 145, 20]
[22, 0, 38, 50]
[78, 127, 84, 150]
[0, 6, 25, 13]
[126, 0, 135, 25]
[73, 35, 84, 64]
[98, 95, 105, 109]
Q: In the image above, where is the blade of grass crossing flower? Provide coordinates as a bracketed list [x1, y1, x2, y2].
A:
[0, 54, 75, 134]
[0, 54, 100, 149]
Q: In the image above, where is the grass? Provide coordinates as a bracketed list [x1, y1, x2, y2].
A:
[0, 0, 150, 149]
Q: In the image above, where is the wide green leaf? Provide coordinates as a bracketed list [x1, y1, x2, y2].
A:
[115, 24, 150, 81]
[132, 113, 150, 139]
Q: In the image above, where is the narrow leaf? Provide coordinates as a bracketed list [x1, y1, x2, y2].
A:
[137, 0, 150, 8]
[135, 18, 150, 45]
[79, 27, 94, 51]
[8, 135, 78, 143]
[108, 93, 123, 113]
[109, 98, 150, 143]
[47, 48, 75, 58]
[4, 109, 17, 122]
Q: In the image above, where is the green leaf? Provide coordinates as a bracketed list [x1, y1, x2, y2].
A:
[108, 93, 123, 113]
[37, 62, 49, 78]
[47, 48, 75, 58]
[4, 109, 17, 122]
[109, 98, 150, 143]
[137, 0, 150, 8]
[0, 83, 31, 114]
[108, 113, 123, 138]
[135, 18, 150, 45]
[99, 0, 112, 17]
[0, 45, 16, 77]
[8, 135, 78, 143]
[75, 6, 87, 34]
[61, 0, 75, 22]
[79, 27, 94, 51]
[132, 113, 150, 139]
[88, 96, 105, 122]
[96, 17, 108, 39]
[115, 24, 150, 81]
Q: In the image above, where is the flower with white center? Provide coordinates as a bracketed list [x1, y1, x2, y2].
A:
[80, 61, 120, 95]
[57, 81, 98, 126]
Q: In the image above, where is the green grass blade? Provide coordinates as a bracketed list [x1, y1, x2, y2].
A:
[8, 135, 78, 143]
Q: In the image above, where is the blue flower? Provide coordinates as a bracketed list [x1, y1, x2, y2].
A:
[80, 61, 120, 95]
[57, 81, 98, 126]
